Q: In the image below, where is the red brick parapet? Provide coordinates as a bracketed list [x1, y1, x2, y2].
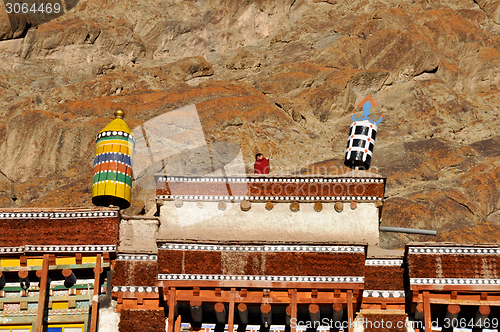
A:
[0, 207, 120, 247]
[157, 243, 366, 277]
[155, 175, 385, 201]
[364, 259, 405, 291]
[407, 244, 500, 280]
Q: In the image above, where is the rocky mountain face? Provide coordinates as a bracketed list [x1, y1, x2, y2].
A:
[1, 0, 500, 248]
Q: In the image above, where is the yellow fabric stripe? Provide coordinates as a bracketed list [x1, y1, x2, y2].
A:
[92, 182, 131, 202]
[116, 182, 126, 200]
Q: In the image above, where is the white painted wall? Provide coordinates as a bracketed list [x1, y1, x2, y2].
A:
[158, 201, 379, 245]
[98, 300, 120, 332]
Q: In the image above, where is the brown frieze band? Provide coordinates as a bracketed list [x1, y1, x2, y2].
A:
[155, 176, 385, 201]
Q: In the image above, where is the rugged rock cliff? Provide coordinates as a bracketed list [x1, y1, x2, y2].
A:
[1, 0, 500, 248]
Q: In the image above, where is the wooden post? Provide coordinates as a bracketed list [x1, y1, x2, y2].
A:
[261, 303, 272, 327]
[0, 272, 5, 288]
[333, 303, 343, 322]
[168, 287, 176, 332]
[62, 269, 77, 284]
[290, 202, 300, 212]
[238, 303, 248, 325]
[414, 302, 424, 321]
[228, 288, 236, 332]
[190, 300, 202, 323]
[347, 290, 353, 331]
[240, 200, 251, 211]
[35, 254, 49, 332]
[215, 302, 226, 323]
[313, 201, 323, 212]
[445, 304, 460, 320]
[291, 289, 297, 332]
[475, 305, 490, 326]
[90, 253, 102, 332]
[423, 291, 432, 332]
[309, 304, 320, 325]
[285, 305, 291, 326]
[218, 201, 227, 211]
[174, 315, 182, 332]
[334, 202, 343, 213]
[18, 270, 30, 289]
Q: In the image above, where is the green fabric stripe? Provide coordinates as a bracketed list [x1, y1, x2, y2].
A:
[116, 172, 126, 184]
[93, 171, 132, 186]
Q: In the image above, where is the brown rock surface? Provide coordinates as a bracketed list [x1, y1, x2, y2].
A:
[0, 0, 500, 249]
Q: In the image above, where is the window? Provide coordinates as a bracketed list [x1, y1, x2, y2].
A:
[0, 326, 31, 332]
[44, 325, 84, 332]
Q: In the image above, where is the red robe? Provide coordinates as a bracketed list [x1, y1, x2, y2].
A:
[254, 158, 270, 174]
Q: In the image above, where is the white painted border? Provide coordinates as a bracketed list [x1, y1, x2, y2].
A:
[158, 274, 364, 283]
[365, 259, 403, 266]
[363, 290, 405, 298]
[117, 254, 157, 261]
[156, 195, 382, 201]
[25, 245, 116, 253]
[409, 247, 500, 255]
[112, 286, 158, 293]
[0, 211, 118, 219]
[158, 243, 365, 253]
[157, 177, 384, 183]
[410, 278, 500, 285]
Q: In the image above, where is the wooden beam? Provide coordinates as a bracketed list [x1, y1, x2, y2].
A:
[309, 304, 320, 324]
[1, 262, 110, 272]
[238, 303, 248, 325]
[159, 280, 363, 290]
[190, 300, 202, 323]
[228, 288, 236, 332]
[35, 254, 49, 332]
[333, 303, 343, 322]
[261, 303, 272, 327]
[347, 290, 353, 331]
[423, 291, 431, 332]
[475, 305, 490, 327]
[90, 253, 102, 332]
[0, 294, 91, 303]
[5, 314, 87, 325]
[445, 304, 460, 320]
[168, 287, 176, 332]
[291, 289, 297, 332]
[170, 288, 354, 304]
[414, 302, 424, 321]
[18, 270, 30, 289]
[215, 302, 226, 323]
[62, 269, 77, 285]
[412, 291, 500, 304]
[411, 284, 500, 292]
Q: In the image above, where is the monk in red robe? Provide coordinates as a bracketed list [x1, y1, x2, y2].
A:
[254, 153, 270, 174]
